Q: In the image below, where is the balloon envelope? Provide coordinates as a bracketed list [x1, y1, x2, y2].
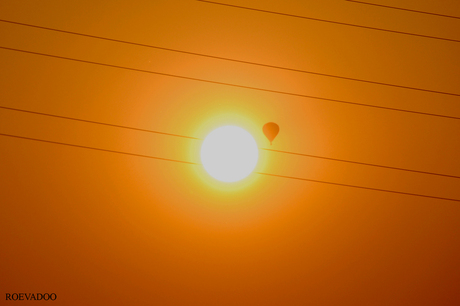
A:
[263, 122, 279, 145]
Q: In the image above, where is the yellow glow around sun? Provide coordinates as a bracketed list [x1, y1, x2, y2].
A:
[201, 126, 259, 183]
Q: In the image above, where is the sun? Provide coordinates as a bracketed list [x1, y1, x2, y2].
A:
[201, 126, 259, 183]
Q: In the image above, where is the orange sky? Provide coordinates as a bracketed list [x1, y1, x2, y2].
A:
[1, 0, 460, 305]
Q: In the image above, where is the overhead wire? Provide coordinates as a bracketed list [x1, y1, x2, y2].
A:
[2, 12, 459, 188]
[1, 46, 460, 121]
[256, 172, 460, 203]
[196, 0, 460, 43]
[0, 133, 198, 165]
[1, 132, 459, 203]
[0, 106, 199, 140]
[345, 0, 460, 20]
[261, 148, 460, 180]
[0, 9, 458, 202]
[1, 19, 459, 97]
[1, 105, 459, 180]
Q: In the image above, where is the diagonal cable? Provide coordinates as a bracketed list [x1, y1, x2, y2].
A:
[1, 46, 459, 121]
[345, 0, 460, 20]
[0, 18, 459, 97]
[1, 105, 459, 180]
[1, 132, 459, 203]
[196, 0, 460, 43]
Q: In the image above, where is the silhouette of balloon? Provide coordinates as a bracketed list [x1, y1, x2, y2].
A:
[263, 122, 279, 145]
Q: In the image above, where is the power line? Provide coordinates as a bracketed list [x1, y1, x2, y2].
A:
[261, 148, 460, 180]
[2, 105, 459, 180]
[1, 132, 459, 203]
[2, 46, 460, 121]
[1, 19, 459, 97]
[196, 0, 460, 43]
[0, 133, 198, 165]
[256, 172, 460, 203]
[0, 106, 199, 140]
[345, 0, 460, 20]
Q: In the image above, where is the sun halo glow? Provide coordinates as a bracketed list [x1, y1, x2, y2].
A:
[200, 126, 259, 183]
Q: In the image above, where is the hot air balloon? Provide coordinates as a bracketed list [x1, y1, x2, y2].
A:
[263, 122, 279, 145]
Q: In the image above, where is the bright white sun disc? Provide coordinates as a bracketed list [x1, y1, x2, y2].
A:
[201, 126, 259, 182]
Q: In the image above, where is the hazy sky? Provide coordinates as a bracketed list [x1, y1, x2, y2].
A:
[1, 0, 459, 305]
